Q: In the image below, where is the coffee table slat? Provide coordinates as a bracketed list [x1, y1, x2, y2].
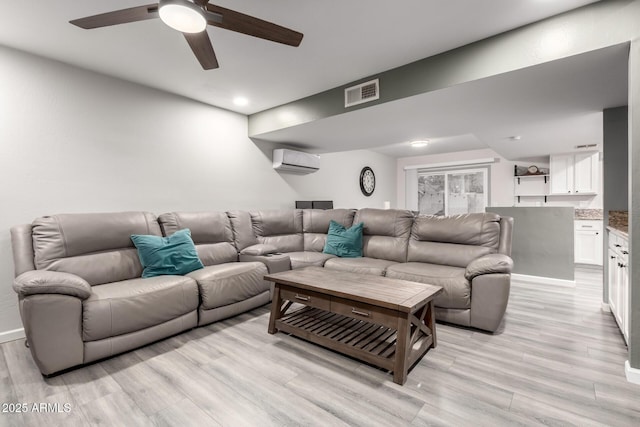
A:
[276, 309, 396, 371]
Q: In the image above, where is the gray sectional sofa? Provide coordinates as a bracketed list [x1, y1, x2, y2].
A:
[233, 208, 513, 332]
[10, 208, 513, 376]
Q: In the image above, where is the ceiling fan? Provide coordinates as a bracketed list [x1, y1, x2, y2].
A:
[69, 0, 304, 70]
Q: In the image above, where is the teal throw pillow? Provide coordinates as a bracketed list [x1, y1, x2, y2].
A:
[131, 228, 204, 278]
[323, 220, 364, 258]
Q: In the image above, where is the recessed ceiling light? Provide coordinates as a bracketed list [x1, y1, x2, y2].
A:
[410, 140, 429, 148]
[233, 96, 249, 106]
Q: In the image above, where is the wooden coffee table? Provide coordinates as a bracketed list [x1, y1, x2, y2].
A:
[265, 266, 443, 385]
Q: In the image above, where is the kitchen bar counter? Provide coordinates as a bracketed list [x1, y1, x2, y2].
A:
[487, 207, 574, 282]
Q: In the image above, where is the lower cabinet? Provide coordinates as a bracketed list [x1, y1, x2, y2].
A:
[575, 220, 603, 265]
[608, 229, 629, 344]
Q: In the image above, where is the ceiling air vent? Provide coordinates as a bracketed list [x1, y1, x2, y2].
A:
[344, 79, 380, 108]
[575, 144, 598, 149]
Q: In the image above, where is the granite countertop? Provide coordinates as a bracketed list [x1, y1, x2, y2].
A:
[607, 225, 628, 237]
[574, 209, 603, 220]
[609, 210, 628, 234]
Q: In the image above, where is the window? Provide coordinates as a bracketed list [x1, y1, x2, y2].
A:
[417, 168, 488, 215]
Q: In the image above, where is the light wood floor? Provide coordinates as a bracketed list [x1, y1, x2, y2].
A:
[1, 267, 639, 426]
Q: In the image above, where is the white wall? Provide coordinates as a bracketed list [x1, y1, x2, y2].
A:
[396, 148, 517, 209]
[0, 46, 396, 339]
[284, 150, 396, 209]
[396, 148, 603, 210]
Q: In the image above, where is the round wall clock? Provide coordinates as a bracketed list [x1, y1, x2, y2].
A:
[359, 166, 376, 197]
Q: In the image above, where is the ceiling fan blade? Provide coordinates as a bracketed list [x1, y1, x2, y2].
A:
[70, 4, 159, 29]
[205, 4, 303, 47]
[183, 31, 219, 70]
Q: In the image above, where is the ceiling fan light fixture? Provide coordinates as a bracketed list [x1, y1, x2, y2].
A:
[159, 0, 207, 33]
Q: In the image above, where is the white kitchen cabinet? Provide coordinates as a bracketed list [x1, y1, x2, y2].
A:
[573, 152, 599, 194]
[574, 220, 603, 265]
[550, 152, 599, 195]
[608, 247, 618, 318]
[550, 154, 574, 195]
[621, 255, 629, 339]
[608, 228, 629, 344]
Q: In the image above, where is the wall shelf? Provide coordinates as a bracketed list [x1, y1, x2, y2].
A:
[516, 195, 548, 203]
[516, 175, 549, 185]
[514, 170, 550, 205]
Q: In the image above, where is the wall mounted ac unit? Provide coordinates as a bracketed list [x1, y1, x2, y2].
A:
[273, 149, 320, 174]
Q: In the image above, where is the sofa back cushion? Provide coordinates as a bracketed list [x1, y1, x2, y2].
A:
[408, 213, 501, 267]
[353, 209, 414, 263]
[227, 210, 259, 252]
[158, 211, 237, 266]
[302, 209, 356, 252]
[248, 210, 304, 253]
[32, 212, 160, 285]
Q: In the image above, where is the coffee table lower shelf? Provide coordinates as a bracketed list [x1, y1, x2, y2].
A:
[275, 306, 433, 376]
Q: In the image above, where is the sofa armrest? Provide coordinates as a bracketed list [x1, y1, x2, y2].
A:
[13, 270, 92, 300]
[465, 254, 513, 280]
[469, 273, 510, 332]
[240, 244, 279, 256]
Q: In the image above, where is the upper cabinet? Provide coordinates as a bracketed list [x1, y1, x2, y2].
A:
[573, 152, 599, 194]
[550, 152, 599, 195]
[549, 155, 574, 195]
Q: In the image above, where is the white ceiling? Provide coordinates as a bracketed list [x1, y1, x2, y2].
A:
[0, 0, 601, 116]
[1, 0, 624, 160]
[254, 44, 628, 160]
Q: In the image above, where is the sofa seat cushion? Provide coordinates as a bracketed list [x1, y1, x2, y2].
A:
[287, 251, 336, 269]
[187, 262, 269, 310]
[385, 263, 470, 309]
[83, 276, 199, 342]
[323, 257, 397, 276]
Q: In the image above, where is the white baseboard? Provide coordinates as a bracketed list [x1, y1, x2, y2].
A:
[0, 328, 25, 344]
[625, 360, 640, 385]
[511, 273, 576, 287]
[601, 302, 611, 312]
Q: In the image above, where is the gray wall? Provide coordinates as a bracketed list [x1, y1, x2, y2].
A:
[0, 46, 396, 339]
[0, 46, 296, 336]
[487, 207, 575, 281]
[604, 107, 630, 211]
[629, 39, 640, 370]
[603, 106, 629, 302]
